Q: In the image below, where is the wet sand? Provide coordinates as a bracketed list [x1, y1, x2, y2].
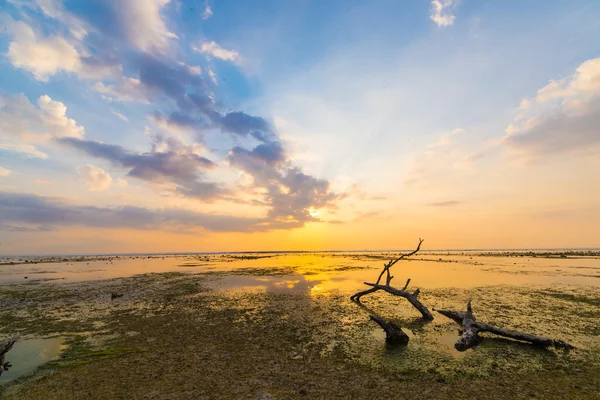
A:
[1, 252, 599, 399]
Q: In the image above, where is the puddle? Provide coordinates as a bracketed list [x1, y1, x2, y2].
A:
[0, 337, 67, 384]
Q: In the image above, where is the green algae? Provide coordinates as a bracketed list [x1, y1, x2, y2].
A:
[0, 258, 599, 398]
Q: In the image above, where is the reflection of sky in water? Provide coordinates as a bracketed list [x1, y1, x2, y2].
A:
[1, 253, 599, 291]
[208, 275, 322, 293]
[0, 337, 66, 384]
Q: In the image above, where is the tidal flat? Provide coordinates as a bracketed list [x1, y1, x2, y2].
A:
[1, 251, 599, 399]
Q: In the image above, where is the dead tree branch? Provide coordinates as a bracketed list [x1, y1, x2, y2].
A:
[369, 315, 409, 345]
[435, 301, 573, 351]
[351, 239, 433, 320]
[354, 302, 410, 345]
[0, 333, 20, 377]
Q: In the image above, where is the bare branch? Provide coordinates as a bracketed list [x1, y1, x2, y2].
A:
[402, 278, 411, 291]
[0, 333, 20, 377]
[436, 301, 573, 351]
[351, 239, 432, 320]
[369, 315, 409, 345]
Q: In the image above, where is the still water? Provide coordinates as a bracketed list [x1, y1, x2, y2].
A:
[1, 252, 598, 290]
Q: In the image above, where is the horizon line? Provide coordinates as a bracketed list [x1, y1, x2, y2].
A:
[1, 247, 599, 258]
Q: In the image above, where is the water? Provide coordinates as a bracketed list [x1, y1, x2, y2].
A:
[0, 337, 66, 384]
[1, 252, 599, 289]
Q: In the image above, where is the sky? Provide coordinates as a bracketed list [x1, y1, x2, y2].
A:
[0, 0, 599, 255]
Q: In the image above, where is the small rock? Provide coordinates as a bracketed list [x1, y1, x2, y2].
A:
[146, 391, 161, 399]
[256, 392, 275, 399]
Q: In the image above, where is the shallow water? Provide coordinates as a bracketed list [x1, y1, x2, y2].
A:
[1, 252, 599, 290]
[1, 252, 599, 393]
[0, 337, 66, 384]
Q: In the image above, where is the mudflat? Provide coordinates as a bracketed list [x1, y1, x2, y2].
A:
[1, 252, 599, 399]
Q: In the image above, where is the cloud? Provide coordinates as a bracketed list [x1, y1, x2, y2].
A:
[0, 142, 48, 159]
[0, 191, 283, 233]
[0, 93, 85, 143]
[59, 136, 224, 200]
[5, 20, 81, 81]
[428, 200, 461, 207]
[202, 1, 213, 20]
[404, 128, 485, 192]
[116, 178, 128, 187]
[228, 141, 338, 226]
[3, 18, 119, 81]
[0, 168, 11, 177]
[111, 111, 129, 121]
[95, 78, 149, 103]
[504, 58, 600, 158]
[430, 0, 456, 27]
[180, 63, 202, 76]
[193, 41, 239, 62]
[2, 1, 340, 231]
[63, 0, 177, 53]
[208, 68, 217, 85]
[77, 164, 113, 191]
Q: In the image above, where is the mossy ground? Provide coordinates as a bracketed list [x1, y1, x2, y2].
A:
[0, 268, 599, 399]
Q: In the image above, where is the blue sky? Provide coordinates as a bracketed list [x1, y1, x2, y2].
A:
[0, 0, 599, 254]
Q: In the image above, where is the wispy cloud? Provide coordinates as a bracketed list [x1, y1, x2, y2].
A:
[193, 41, 239, 62]
[111, 110, 129, 122]
[430, 0, 456, 27]
[0, 191, 304, 233]
[0, 167, 12, 177]
[59, 136, 223, 200]
[0, 142, 48, 159]
[202, 1, 213, 20]
[428, 200, 461, 207]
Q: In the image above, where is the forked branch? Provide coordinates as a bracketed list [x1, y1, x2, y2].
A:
[436, 301, 573, 351]
[351, 239, 433, 320]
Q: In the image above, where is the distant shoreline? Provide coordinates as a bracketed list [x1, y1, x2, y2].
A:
[1, 248, 599, 261]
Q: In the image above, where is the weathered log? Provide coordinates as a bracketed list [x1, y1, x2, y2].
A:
[350, 239, 433, 320]
[0, 333, 20, 377]
[436, 301, 573, 351]
[369, 315, 409, 345]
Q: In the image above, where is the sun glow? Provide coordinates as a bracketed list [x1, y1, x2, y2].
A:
[308, 208, 321, 218]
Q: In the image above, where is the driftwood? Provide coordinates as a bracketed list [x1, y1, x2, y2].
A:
[351, 239, 433, 320]
[0, 333, 20, 377]
[369, 315, 409, 345]
[435, 301, 573, 351]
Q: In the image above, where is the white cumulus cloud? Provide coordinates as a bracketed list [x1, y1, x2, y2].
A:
[77, 164, 113, 191]
[504, 58, 600, 159]
[430, 0, 456, 27]
[0, 93, 84, 143]
[6, 20, 81, 81]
